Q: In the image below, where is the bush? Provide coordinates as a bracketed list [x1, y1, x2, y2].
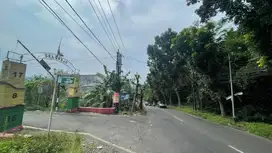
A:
[91, 102, 100, 107]
[99, 102, 107, 108]
[0, 133, 83, 153]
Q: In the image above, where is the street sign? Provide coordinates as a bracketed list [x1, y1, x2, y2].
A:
[120, 94, 129, 100]
[38, 86, 43, 94]
[113, 92, 120, 103]
[58, 77, 75, 85]
[226, 92, 243, 100]
[39, 59, 51, 71]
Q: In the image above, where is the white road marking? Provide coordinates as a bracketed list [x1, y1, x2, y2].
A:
[173, 116, 184, 122]
[23, 125, 136, 153]
[129, 120, 136, 123]
[161, 109, 245, 153]
[161, 109, 185, 123]
[161, 109, 173, 116]
[228, 145, 244, 153]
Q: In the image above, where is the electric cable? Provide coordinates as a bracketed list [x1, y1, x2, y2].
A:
[39, 0, 105, 66]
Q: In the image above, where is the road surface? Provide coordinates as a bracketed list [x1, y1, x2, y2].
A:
[23, 107, 272, 153]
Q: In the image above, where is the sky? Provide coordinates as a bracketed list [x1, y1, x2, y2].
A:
[0, 0, 201, 81]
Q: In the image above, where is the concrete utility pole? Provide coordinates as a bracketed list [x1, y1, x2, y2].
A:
[48, 75, 58, 134]
[17, 40, 57, 134]
[55, 38, 63, 111]
[56, 81, 60, 111]
[139, 85, 145, 110]
[228, 54, 235, 121]
[115, 50, 122, 113]
[132, 74, 140, 112]
[116, 50, 122, 93]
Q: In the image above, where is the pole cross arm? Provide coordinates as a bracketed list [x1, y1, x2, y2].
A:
[226, 92, 243, 100]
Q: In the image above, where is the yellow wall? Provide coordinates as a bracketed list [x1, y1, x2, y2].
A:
[0, 60, 26, 108]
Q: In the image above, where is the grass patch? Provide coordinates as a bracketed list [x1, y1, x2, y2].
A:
[0, 132, 83, 153]
[171, 106, 272, 140]
[25, 105, 49, 111]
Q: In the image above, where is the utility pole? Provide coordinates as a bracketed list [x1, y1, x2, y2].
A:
[139, 85, 145, 110]
[228, 54, 235, 121]
[132, 74, 140, 112]
[48, 77, 57, 134]
[115, 50, 122, 113]
[55, 80, 60, 111]
[17, 40, 57, 134]
[55, 38, 63, 111]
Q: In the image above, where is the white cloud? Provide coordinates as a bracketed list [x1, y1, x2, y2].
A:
[0, 0, 205, 79]
[94, 0, 118, 15]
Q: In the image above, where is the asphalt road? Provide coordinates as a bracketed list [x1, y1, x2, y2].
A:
[23, 107, 272, 153]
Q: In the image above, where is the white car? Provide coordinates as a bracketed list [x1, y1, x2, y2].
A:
[158, 102, 167, 108]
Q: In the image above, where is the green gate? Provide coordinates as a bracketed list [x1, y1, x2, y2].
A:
[0, 105, 24, 132]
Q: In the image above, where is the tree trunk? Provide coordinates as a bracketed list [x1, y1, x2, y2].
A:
[139, 88, 144, 110]
[169, 92, 172, 106]
[131, 93, 136, 112]
[161, 90, 167, 103]
[218, 100, 226, 116]
[175, 88, 181, 107]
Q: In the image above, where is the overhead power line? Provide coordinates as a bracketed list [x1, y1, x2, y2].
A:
[92, 0, 118, 50]
[125, 56, 147, 64]
[53, 0, 95, 41]
[97, 0, 120, 50]
[53, 0, 115, 61]
[39, 0, 64, 27]
[39, 0, 105, 66]
[65, 0, 116, 61]
[87, 0, 118, 52]
[107, 0, 126, 51]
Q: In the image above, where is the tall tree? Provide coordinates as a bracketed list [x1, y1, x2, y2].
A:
[146, 21, 272, 121]
[187, 0, 272, 58]
[147, 28, 179, 105]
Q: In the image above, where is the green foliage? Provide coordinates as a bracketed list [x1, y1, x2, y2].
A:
[24, 75, 67, 110]
[187, 0, 272, 58]
[143, 84, 153, 102]
[24, 75, 54, 109]
[0, 133, 83, 153]
[82, 70, 134, 108]
[146, 20, 272, 123]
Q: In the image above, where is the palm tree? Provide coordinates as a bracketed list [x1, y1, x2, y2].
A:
[82, 66, 132, 108]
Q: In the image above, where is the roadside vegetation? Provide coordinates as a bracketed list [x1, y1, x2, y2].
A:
[81, 68, 132, 108]
[24, 75, 55, 111]
[171, 106, 272, 140]
[0, 132, 84, 153]
[24, 68, 146, 113]
[145, 0, 272, 139]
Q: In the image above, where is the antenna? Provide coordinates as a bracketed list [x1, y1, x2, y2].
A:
[57, 37, 64, 57]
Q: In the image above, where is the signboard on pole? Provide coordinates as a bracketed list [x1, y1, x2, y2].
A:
[39, 59, 51, 71]
[38, 86, 43, 94]
[113, 92, 120, 103]
[120, 93, 129, 101]
[58, 76, 75, 85]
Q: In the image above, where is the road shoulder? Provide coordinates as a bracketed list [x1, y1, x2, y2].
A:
[164, 108, 272, 153]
